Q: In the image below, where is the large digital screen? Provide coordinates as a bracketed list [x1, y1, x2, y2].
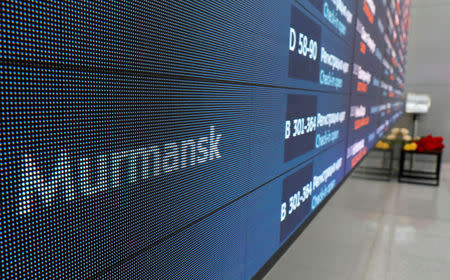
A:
[1, 0, 410, 278]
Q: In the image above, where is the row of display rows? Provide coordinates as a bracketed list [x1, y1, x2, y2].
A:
[3, 107, 401, 279]
[356, 0, 410, 72]
[3, 0, 406, 95]
[3, 73, 403, 277]
[352, 0, 410, 92]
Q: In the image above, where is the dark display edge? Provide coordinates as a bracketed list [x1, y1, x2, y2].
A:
[251, 126, 398, 280]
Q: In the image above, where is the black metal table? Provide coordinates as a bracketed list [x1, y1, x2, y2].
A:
[398, 149, 443, 186]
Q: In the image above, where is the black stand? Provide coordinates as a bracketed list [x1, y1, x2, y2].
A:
[398, 149, 443, 186]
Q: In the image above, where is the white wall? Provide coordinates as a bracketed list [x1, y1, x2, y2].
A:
[404, 0, 450, 161]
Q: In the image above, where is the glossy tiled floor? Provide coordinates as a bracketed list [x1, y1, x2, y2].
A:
[265, 163, 450, 280]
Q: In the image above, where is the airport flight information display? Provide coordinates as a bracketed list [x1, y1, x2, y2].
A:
[1, 0, 410, 279]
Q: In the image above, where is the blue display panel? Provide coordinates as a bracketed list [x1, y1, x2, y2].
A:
[1, 0, 410, 279]
[246, 141, 346, 278]
[345, 0, 409, 174]
[300, 0, 357, 44]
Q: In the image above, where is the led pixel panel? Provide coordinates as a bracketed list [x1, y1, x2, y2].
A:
[1, 0, 410, 278]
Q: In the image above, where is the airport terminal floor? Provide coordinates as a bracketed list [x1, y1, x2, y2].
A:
[265, 164, 450, 280]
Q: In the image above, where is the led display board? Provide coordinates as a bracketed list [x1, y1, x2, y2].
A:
[1, 0, 410, 278]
